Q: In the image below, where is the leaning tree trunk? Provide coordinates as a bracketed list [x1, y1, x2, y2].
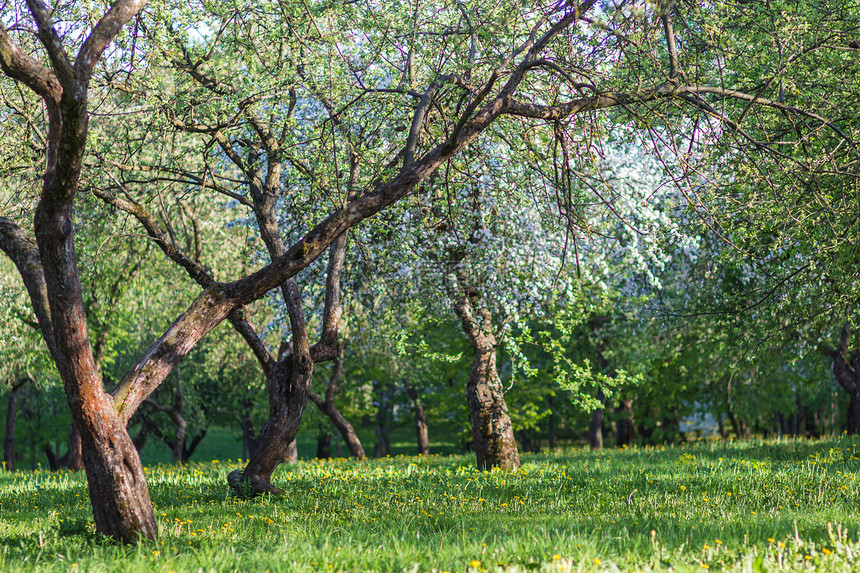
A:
[230, 347, 314, 496]
[309, 396, 366, 459]
[308, 345, 366, 459]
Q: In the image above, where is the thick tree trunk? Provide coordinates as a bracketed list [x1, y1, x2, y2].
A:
[406, 385, 430, 456]
[448, 267, 519, 471]
[230, 352, 313, 496]
[464, 341, 519, 470]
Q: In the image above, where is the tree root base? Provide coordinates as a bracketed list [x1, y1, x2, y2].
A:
[227, 469, 285, 497]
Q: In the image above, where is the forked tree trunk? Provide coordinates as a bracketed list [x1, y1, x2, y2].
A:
[309, 346, 366, 459]
[229, 351, 314, 496]
[373, 380, 394, 458]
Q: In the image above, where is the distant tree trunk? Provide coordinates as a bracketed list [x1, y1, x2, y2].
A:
[823, 324, 860, 435]
[589, 389, 606, 450]
[373, 380, 393, 458]
[774, 412, 788, 436]
[238, 408, 259, 460]
[406, 384, 430, 456]
[308, 345, 366, 459]
[717, 413, 727, 439]
[67, 423, 83, 470]
[616, 398, 635, 447]
[284, 440, 298, 463]
[316, 434, 332, 459]
[547, 395, 556, 451]
[4, 378, 28, 471]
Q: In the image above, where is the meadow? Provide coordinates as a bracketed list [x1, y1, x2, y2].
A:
[0, 437, 859, 572]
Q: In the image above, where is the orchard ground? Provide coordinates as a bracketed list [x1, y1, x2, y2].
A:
[1, 437, 859, 572]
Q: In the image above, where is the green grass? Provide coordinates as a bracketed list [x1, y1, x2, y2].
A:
[1, 438, 859, 572]
[137, 424, 465, 466]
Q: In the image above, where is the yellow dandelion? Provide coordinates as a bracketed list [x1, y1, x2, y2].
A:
[469, 560, 481, 569]
[593, 558, 601, 565]
[822, 548, 832, 556]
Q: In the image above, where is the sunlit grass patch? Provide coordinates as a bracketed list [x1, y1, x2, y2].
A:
[0, 438, 859, 571]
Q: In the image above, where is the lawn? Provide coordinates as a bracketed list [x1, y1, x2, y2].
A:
[0, 437, 858, 572]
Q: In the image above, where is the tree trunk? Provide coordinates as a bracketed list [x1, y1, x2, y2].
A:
[823, 324, 860, 436]
[616, 398, 635, 447]
[310, 397, 366, 459]
[316, 434, 332, 459]
[67, 422, 83, 470]
[3, 379, 27, 471]
[464, 339, 519, 470]
[238, 407, 258, 460]
[446, 265, 519, 471]
[406, 385, 430, 456]
[308, 346, 366, 459]
[589, 388, 606, 450]
[284, 440, 298, 464]
[230, 351, 313, 496]
[373, 380, 393, 458]
[848, 391, 860, 435]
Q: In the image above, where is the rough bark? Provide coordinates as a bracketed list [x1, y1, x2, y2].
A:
[448, 269, 519, 470]
[0, 0, 155, 543]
